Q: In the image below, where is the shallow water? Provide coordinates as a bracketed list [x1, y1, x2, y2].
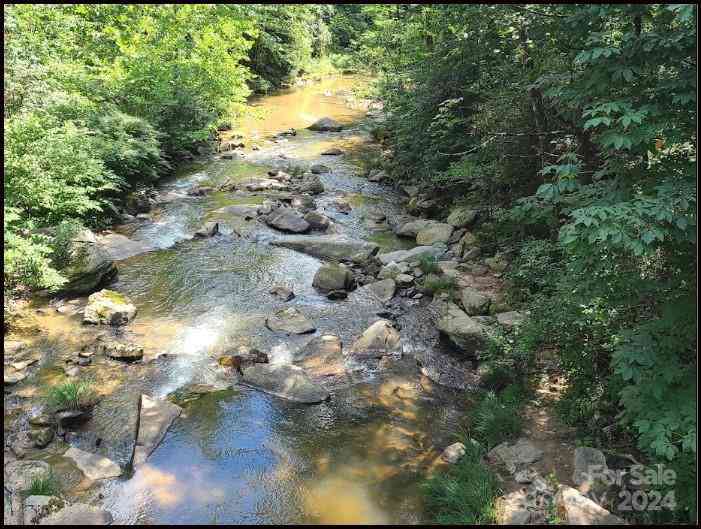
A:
[10, 76, 471, 524]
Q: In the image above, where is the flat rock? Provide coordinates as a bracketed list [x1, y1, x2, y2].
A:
[97, 339, 143, 361]
[63, 446, 121, 481]
[321, 147, 343, 155]
[266, 307, 315, 334]
[243, 364, 330, 403]
[271, 236, 379, 264]
[265, 208, 310, 233]
[394, 218, 437, 238]
[83, 289, 136, 326]
[95, 232, 155, 261]
[131, 395, 182, 467]
[416, 223, 453, 245]
[213, 204, 260, 219]
[353, 279, 396, 302]
[487, 438, 544, 474]
[377, 245, 445, 265]
[39, 503, 113, 525]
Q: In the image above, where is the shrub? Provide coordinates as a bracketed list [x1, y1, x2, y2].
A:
[422, 273, 457, 296]
[469, 387, 524, 450]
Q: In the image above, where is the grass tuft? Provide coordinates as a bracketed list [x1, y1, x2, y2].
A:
[46, 380, 96, 412]
[25, 471, 60, 497]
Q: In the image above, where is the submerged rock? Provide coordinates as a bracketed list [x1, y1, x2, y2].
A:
[243, 364, 330, 403]
[63, 446, 121, 481]
[266, 307, 315, 334]
[270, 285, 295, 301]
[308, 117, 343, 132]
[271, 236, 379, 264]
[348, 320, 400, 358]
[321, 147, 343, 155]
[131, 395, 182, 467]
[83, 289, 136, 326]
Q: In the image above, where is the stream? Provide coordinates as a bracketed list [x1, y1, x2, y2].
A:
[6, 76, 472, 524]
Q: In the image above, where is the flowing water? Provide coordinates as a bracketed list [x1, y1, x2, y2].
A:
[8, 76, 472, 524]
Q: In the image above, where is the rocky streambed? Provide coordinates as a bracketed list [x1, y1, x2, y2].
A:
[4, 76, 524, 524]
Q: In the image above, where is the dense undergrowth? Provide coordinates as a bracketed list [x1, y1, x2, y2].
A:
[339, 4, 696, 523]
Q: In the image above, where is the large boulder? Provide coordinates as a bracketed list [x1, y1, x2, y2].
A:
[242, 364, 330, 403]
[264, 208, 310, 233]
[447, 207, 479, 228]
[394, 218, 437, 238]
[572, 447, 608, 487]
[63, 447, 121, 481]
[131, 395, 182, 467]
[416, 223, 453, 245]
[266, 307, 315, 334]
[58, 229, 117, 295]
[271, 236, 379, 264]
[455, 231, 478, 258]
[377, 245, 445, 265]
[312, 263, 354, 294]
[4, 460, 51, 493]
[377, 261, 409, 280]
[83, 289, 136, 326]
[308, 117, 343, 132]
[555, 485, 625, 525]
[304, 211, 330, 231]
[348, 320, 400, 358]
[436, 302, 489, 355]
[460, 287, 491, 315]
